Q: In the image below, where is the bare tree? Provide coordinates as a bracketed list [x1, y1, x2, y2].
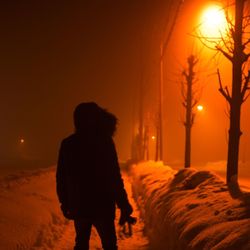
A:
[197, 1, 250, 188]
[181, 55, 199, 168]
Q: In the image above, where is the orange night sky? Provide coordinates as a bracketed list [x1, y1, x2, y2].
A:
[0, 0, 250, 168]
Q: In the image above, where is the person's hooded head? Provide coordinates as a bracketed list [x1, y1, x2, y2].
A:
[73, 102, 117, 137]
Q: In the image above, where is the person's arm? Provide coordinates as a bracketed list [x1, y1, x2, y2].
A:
[109, 139, 133, 215]
[56, 141, 67, 204]
[56, 141, 72, 219]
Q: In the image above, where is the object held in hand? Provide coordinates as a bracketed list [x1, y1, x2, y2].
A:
[119, 216, 137, 237]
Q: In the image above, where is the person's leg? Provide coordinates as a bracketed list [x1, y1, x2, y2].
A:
[94, 218, 118, 250]
[74, 219, 92, 250]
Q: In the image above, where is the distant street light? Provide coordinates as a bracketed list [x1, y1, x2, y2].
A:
[151, 135, 156, 140]
[20, 138, 25, 144]
[197, 105, 204, 111]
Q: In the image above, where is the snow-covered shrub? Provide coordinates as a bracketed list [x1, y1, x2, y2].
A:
[130, 162, 250, 250]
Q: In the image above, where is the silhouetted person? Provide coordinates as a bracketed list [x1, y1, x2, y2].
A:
[56, 102, 133, 250]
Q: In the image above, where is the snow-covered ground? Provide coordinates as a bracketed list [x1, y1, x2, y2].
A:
[0, 167, 148, 250]
[1, 162, 250, 250]
[130, 161, 250, 250]
[0, 167, 68, 249]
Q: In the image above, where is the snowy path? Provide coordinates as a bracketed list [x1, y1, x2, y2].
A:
[54, 174, 149, 250]
[0, 168, 148, 250]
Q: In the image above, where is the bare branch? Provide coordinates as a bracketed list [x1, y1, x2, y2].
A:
[189, 32, 219, 51]
[225, 13, 235, 44]
[217, 68, 232, 103]
[243, 38, 250, 48]
[219, 30, 233, 53]
[242, 52, 250, 63]
[243, 14, 250, 19]
[191, 99, 198, 108]
[182, 70, 188, 79]
[216, 46, 233, 61]
[243, 92, 250, 103]
[181, 80, 187, 101]
[241, 70, 250, 101]
[192, 56, 199, 66]
[225, 86, 230, 97]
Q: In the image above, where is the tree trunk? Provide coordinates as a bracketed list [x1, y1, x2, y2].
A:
[184, 124, 191, 168]
[227, 104, 241, 184]
[184, 74, 192, 168]
[226, 0, 244, 185]
[184, 55, 195, 168]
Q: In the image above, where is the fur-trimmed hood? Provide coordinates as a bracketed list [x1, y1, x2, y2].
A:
[73, 102, 117, 137]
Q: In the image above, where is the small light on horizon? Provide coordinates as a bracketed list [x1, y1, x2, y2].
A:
[151, 136, 156, 140]
[197, 105, 204, 111]
[20, 139, 25, 144]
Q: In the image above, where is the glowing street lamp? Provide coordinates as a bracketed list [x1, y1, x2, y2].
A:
[197, 105, 204, 111]
[200, 5, 227, 38]
[20, 138, 25, 144]
[151, 135, 156, 140]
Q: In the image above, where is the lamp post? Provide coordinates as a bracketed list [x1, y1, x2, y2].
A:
[155, 0, 184, 161]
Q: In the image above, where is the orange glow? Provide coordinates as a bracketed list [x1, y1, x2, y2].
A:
[151, 136, 156, 140]
[200, 5, 227, 38]
[197, 105, 203, 111]
[20, 139, 25, 144]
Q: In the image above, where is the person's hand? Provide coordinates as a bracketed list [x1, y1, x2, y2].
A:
[60, 204, 73, 220]
[119, 215, 137, 226]
[119, 204, 133, 226]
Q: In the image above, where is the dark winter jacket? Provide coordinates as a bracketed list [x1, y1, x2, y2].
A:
[56, 103, 132, 220]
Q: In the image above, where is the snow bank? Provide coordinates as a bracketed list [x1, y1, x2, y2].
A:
[130, 161, 250, 250]
[0, 167, 68, 250]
